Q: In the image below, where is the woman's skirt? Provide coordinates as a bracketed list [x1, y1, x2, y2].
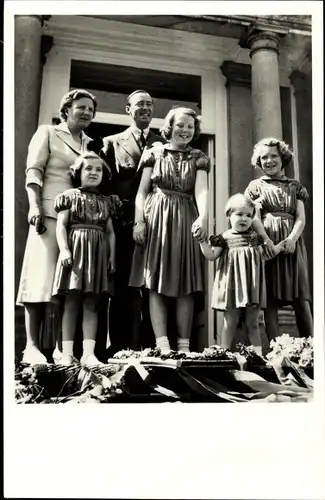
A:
[16, 217, 59, 305]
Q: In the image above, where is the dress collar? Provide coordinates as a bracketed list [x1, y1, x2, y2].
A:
[261, 175, 289, 182]
[164, 143, 192, 152]
[229, 228, 254, 236]
[54, 121, 91, 145]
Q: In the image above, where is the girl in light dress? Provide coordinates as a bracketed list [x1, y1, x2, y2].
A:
[194, 193, 284, 355]
[52, 152, 120, 367]
[245, 138, 313, 341]
[129, 107, 210, 353]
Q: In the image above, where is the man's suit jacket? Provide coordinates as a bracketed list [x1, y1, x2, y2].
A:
[25, 121, 92, 219]
[100, 127, 164, 222]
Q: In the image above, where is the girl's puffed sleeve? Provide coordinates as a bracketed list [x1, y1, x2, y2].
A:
[209, 234, 227, 248]
[192, 150, 210, 173]
[296, 182, 309, 204]
[137, 144, 157, 171]
[25, 125, 51, 188]
[54, 192, 73, 213]
[244, 180, 260, 201]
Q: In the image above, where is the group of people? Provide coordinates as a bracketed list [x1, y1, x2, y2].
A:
[16, 87, 313, 367]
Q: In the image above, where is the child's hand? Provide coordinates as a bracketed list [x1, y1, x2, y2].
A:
[192, 226, 207, 243]
[191, 217, 208, 243]
[263, 238, 277, 258]
[273, 241, 286, 255]
[107, 258, 115, 274]
[60, 249, 72, 267]
[283, 237, 296, 254]
[133, 221, 147, 246]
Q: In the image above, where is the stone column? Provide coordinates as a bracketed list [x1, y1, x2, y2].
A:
[15, 16, 50, 293]
[240, 29, 283, 142]
[15, 16, 50, 353]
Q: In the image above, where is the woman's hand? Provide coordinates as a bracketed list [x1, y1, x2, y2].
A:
[191, 217, 208, 243]
[107, 257, 116, 274]
[133, 221, 147, 246]
[59, 249, 72, 267]
[28, 206, 46, 234]
[283, 237, 296, 254]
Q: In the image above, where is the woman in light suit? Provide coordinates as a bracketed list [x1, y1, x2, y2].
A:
[17, 89, 97, 364]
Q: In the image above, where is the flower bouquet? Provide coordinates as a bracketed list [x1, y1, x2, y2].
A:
[265, 334, 313, 388]
[266, 334, 314, 378]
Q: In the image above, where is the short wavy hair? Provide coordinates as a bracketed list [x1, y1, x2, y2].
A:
[160, 107, 201, 143]
[59, 89, 97, 122]
[251, 137, 294, 169]
[69, 152, 112, 195]
[225, 193, 256, 218]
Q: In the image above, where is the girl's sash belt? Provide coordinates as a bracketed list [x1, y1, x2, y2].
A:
[153, 186, 192, 199]
[70, 224, 104, 231]
[262, 212, 294, 220]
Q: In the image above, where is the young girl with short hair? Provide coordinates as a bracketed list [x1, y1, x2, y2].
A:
[195, 193, 284, 355]
[129, 107, 210, 353]
[52, 152, 120, 366]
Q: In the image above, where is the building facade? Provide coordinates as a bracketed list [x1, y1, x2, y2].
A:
[15, 14, 313, 352]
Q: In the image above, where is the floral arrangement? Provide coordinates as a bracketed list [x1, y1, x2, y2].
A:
[112, 345, 237, 361]
[266, 334, 314, 370]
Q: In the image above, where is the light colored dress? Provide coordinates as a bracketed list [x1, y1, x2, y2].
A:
[211, 229, 267, 311]
[52, 188, 119, 296]
[245, 176, 311, 306]
[16, 122, 92, 305]
[129, 143, 210, 297]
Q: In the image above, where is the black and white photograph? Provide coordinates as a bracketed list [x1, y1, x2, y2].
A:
[3, 1, 324, 498]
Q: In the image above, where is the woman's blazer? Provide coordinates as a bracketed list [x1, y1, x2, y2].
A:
[25, 121, 92, 219]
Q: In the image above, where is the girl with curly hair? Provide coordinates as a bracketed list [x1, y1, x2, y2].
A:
[52, 152, 120, 366]
[129, 107, 210, 353]
[195, 193, 284, 355]
[245, 138, 313, 340]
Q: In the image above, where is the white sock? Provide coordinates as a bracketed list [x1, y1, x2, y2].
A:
[156, 336, 170, 351]
[177, 338, 190, 352]
[82, 339, 96, 357]
[62, 340, 74, 356]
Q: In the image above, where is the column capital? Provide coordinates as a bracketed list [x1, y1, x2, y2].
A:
[16, 15, 51, 27]
[239, 25, 286, 57]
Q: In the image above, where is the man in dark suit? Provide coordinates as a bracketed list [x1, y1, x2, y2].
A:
[100, 90, 164, 354]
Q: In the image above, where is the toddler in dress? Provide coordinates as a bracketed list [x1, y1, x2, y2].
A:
[194, 193, 284, 355]
[52, 152, 119, 366]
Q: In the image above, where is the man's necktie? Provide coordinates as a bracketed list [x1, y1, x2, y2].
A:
[139, 130, 146, 151]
